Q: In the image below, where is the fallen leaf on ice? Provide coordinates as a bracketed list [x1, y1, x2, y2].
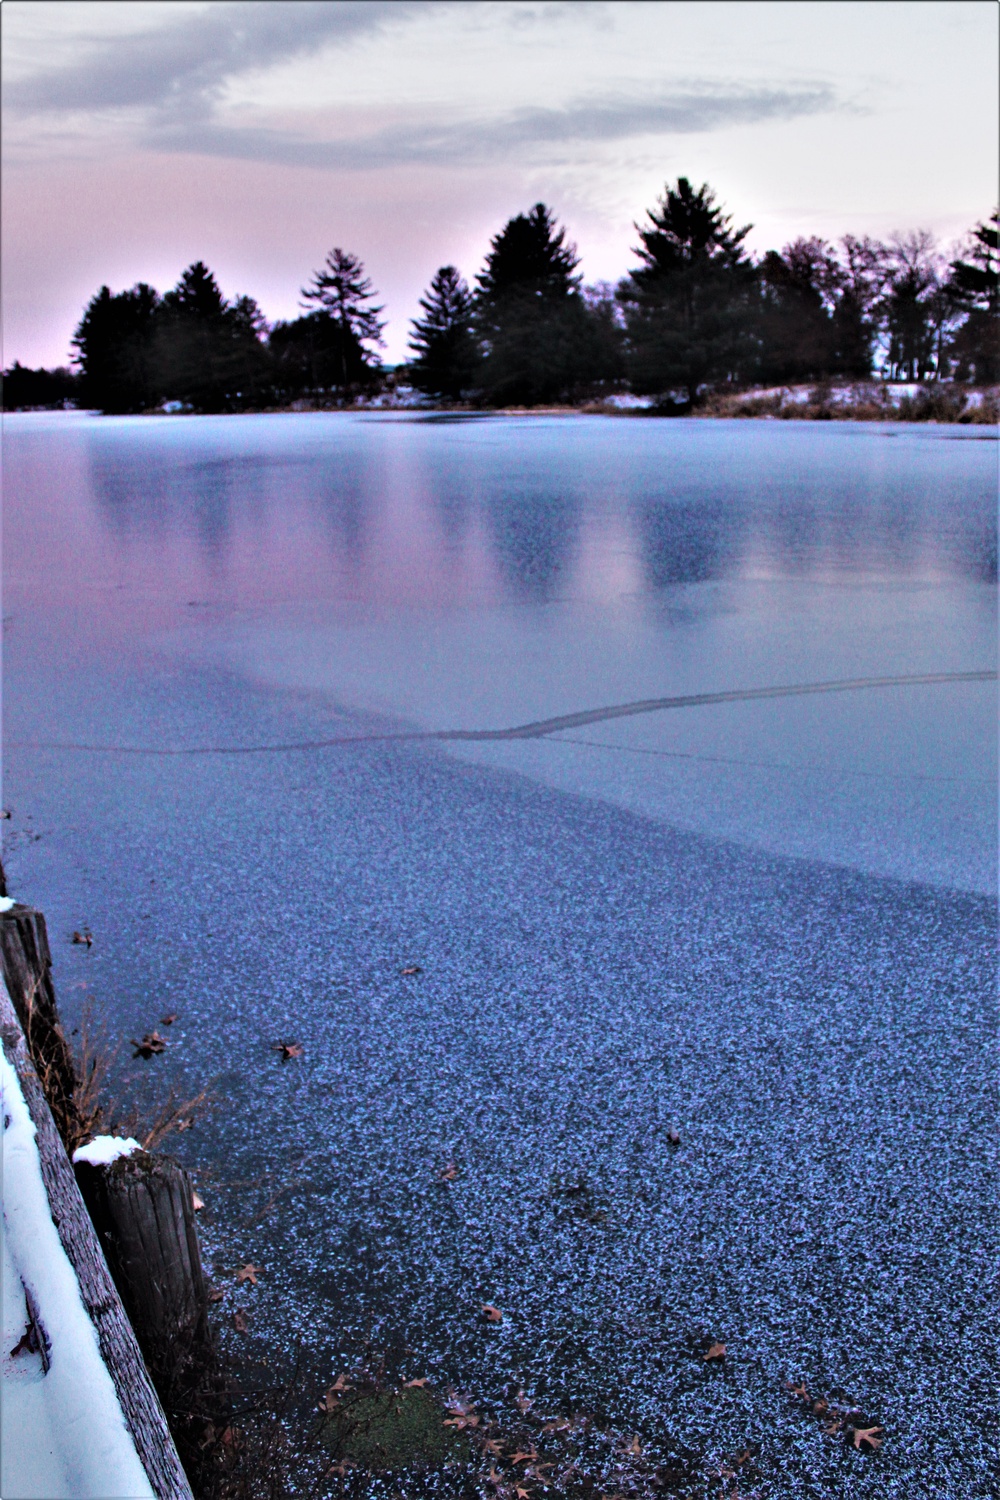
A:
[440, 1162, 459, 1181]
[71, 930, 93, 947]
[703, 1342, 726, 1362]
[232, 1309, 250, 1333]
[481, 1304, 503, 1322]
[400, 965, 422, 975]
[191, 1192, 205, 1211]
[786, 1381, 809, 1401]
[132, 1031, 167, 1058]
[667, 1126, 681, 1146]
[510, 1450, 538, 1465]
[275, 1041, 303, 1060]
[208, 1287, 225, 1303]
[852, 1426, 882, 1451]
[10, 1323, 41, 1358]
[160, 1013, 178, 1026]
[235, 1264, 261, 1285]
[403, 1377, 428, 1388]
[321, 1373, 352, 1406]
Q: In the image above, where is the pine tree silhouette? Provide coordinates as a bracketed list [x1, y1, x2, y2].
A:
[408, 266, 478, 398]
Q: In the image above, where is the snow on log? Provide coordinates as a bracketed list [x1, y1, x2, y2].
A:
[1, 956, 193, 1499]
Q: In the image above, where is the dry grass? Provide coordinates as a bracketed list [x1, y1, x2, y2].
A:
[698, 382, 999, 424]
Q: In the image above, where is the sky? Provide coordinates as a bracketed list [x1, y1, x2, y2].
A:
[2, 0, 997, 367]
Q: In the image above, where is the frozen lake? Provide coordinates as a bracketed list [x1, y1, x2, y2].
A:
[3, 411, 997, 1496]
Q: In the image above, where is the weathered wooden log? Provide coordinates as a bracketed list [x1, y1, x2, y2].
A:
[0, 980, 194, 1500]
[0, 903, 82, 1146]
[74, 1148, 211, 1381]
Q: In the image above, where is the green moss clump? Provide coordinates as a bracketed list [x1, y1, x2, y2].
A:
[317, 1385, 470, 1472]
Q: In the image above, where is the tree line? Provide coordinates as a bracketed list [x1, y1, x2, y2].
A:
[4, 179, 997, 413]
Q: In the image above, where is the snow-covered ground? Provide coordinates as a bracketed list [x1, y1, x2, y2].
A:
[0, 1032, 154, 1499]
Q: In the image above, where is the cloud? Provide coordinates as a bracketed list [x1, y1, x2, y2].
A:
[5, 1, 436, 117]
[142, 84, 842, 171]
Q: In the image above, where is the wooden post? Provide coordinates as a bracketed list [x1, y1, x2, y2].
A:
[0, 903, 82, 1147]
[74, 1149, 211, 1389]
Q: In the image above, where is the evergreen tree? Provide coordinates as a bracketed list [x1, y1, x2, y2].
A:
[477, 203, 580, 303]
[71, 282, 161, 413]
[474, 204, 611, 404]
[408, 266, 479, 398]
[1, 361, 80, 410]
[300, 248, 385, 392]
[620, 177, 755, 404]
[154, 263, 270, 411]
[948, 211, 999, 383]
[758, 238, 840, 382]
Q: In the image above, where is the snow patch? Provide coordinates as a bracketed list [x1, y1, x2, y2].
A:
[1, 1026, 154, 1498]
[0, 898, 16, 913]
[72, 1135, 141, 1167]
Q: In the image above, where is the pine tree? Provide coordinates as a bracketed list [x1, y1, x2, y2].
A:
[71, 282, 161, 413]
[473, 204, 611, 405]
[300, 248, 385, 392]
[157, 263, 268, 411]
[620, 177, 756, 405]
[948, 212, 999, 383]
[408, 266, 478, 398]
[476, 203, 580, 304]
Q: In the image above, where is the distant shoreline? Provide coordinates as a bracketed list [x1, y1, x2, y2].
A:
[7, 381, 998, 425]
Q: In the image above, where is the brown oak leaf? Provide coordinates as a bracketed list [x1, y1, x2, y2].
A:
[400, 965, 422, 976]
[235, 1264, 261, 1285]
[703, 1342, 727, 1361]
[275, 1041, 303, 1060]
[232, 1309, 250, 1333]
[10, 1323, 41, 1358]
[403, 1377, 428, 1388]
[481, 1304, 503, 1322]
[852, 1426, 882, 1451]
